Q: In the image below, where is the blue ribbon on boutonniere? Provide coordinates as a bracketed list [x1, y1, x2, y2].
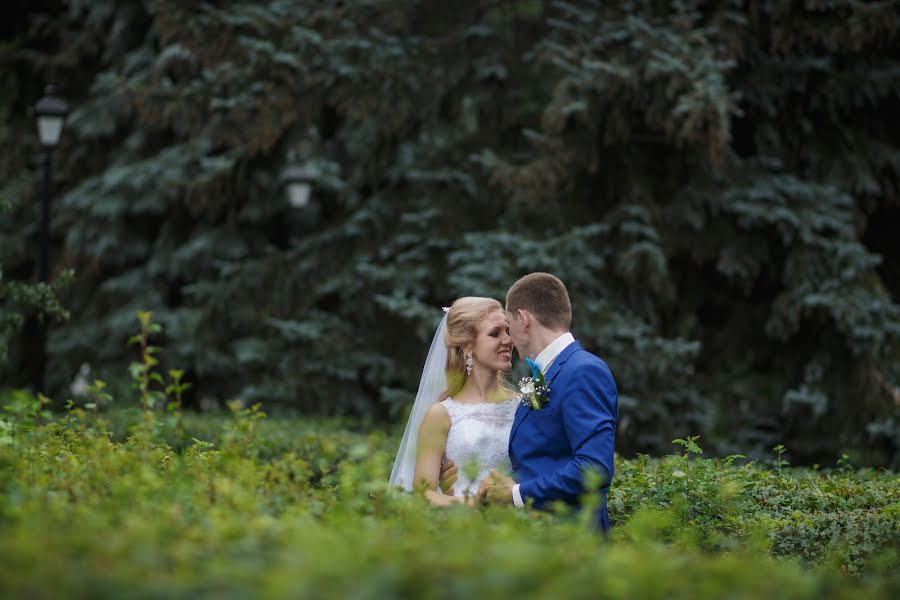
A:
[524, 357, 541, 380]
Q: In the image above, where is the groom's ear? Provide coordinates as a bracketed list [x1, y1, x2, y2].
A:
[518, 309, 530, 331]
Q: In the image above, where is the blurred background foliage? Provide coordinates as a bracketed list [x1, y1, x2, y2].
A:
[0, 0, 898, 466]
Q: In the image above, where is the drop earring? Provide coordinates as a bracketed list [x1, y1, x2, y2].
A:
[465, 353, 473, 375]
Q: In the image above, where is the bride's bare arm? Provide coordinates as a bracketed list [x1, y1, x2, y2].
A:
[414, 404, 471, 506]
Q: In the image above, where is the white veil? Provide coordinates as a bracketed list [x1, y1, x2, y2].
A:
[389, 312, 449, 491]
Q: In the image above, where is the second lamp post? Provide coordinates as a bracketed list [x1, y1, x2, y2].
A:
[34, 84, 69, 283]
[32, 84, 69, 393]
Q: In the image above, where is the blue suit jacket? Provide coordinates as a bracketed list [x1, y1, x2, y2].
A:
[509, 340, 617, 531]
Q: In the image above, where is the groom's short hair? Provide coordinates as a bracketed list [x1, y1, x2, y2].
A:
[506, 273, 572, 331]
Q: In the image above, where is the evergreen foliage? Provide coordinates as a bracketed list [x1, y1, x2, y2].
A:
[0, 198, 70, 365]
[0, 1, 898, 464]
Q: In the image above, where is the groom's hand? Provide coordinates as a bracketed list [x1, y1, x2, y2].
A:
[439, 457, 457, 495]
[477, 469, 515, 505]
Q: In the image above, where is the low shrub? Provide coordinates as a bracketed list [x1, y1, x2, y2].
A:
[0, 398, 897, 599]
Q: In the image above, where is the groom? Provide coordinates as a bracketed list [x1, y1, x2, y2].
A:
[442, 273, 618, 531]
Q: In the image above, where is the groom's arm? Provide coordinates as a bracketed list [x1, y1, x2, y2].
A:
[516, 361, 617, 508]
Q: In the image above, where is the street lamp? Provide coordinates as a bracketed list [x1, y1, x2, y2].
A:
[280, 164, 315, 209]
[33, 84, 69, 392]
[34, 84, 69, 283]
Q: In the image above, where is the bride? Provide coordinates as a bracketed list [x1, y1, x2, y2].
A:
[390, 297, 520, 506]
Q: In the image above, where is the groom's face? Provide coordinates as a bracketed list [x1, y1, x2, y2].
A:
[504, 309, 527, 358]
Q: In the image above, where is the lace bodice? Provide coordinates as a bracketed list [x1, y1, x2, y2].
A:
[440, 396, 520, 497]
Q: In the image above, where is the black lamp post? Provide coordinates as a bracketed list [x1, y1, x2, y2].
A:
[34, 84, 69, 283]
[33, 84, 69, 392]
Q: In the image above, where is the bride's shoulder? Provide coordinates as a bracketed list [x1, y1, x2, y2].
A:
[420, 402, 450, 432]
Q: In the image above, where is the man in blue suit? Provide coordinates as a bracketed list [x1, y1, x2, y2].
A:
[473, 273, 617, 530]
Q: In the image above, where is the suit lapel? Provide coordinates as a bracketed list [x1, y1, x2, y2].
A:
[509, 341, 581, 446]
[541, 340, 580, 389]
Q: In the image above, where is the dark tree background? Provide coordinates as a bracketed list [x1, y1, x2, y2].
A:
[1, 0, 898, 466]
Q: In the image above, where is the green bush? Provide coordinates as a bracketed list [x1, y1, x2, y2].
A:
[1, 398, 896, 599]
[610, 439, 899, 575]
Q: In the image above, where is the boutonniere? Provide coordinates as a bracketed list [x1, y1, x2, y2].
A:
[519, 358, 551, 410]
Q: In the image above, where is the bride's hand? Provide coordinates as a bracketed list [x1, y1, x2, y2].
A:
[439, 457, 457, 495]
[423, 489, 476, 508]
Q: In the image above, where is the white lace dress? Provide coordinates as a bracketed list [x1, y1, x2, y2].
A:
[440, 397, 520, 497]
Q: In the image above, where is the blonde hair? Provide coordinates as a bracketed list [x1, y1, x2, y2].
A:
[439, 297, 516, 402]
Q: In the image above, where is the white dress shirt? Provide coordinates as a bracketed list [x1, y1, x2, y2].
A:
[512, 332, 575, 507]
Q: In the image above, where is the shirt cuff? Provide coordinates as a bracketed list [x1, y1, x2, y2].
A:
[512, 484, 524, 508]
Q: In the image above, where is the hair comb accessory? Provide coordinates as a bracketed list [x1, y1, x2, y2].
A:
[442, 306, 451, 313]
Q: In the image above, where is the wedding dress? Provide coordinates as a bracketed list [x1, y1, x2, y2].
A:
[439, 397, 519, 497]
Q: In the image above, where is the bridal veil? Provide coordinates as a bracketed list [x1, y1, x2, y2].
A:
[389, 312, 448, 491]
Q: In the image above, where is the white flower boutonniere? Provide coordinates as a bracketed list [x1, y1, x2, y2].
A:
[519, 372, 551, 410]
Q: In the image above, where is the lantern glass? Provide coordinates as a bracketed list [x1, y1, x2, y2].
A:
[286, 182, 312, 209]
[37, 115, 65, 146]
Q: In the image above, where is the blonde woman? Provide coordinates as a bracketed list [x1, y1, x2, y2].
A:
[389, 297, 519, 505]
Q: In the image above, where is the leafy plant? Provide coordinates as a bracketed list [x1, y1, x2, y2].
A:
[165, 368, 190, 414]
[84, 378, 112, 416]
[127, 310, 165, 411]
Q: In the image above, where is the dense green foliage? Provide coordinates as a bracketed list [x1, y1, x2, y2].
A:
[0, 198, 70, 364]
[1, 1, 898, 464]
[1, 391, 897, 598]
